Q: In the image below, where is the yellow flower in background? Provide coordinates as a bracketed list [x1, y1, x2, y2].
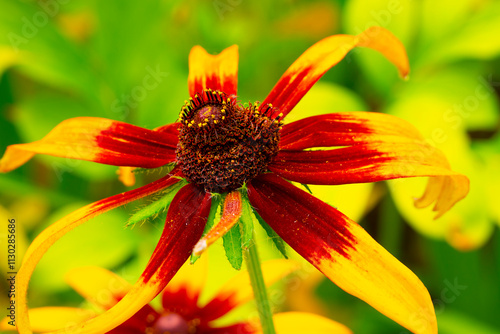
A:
[1, 259, 352, 334]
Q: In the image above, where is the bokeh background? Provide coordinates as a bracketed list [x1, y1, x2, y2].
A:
[1, 0, 500, 333]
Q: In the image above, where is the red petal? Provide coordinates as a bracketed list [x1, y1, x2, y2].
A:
[41, 184, 211, 334]
[247, 174, 437, 334]
[15, 169, 183, 333]
[279, 112, 421, 150]
[154, 122, 180, 136]
[270, 141, 469, 218]
[261, 27, 409, 119]
[205, 323, 256, 334]
[142, 184, 211, 283]
[0, 117, 178, 172]
[188, 45, 238, 97]
[193, 190, 243, 255]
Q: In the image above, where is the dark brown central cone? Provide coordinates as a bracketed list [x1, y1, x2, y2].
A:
[176, 90, 281, 193]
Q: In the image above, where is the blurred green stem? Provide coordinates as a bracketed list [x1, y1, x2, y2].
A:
[244, 235, 276, 334]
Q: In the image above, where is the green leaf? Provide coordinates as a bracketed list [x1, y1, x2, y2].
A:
[223, 221, 243, 270]
[253, 209, 288, 259]
[190, 194, 222, 264]
[125, 180, 187, 228]
[239, 191, 254, 250]
[301, 183, 313, 195]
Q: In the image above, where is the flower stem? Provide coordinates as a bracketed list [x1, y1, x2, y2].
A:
[244, 235, 277, 334]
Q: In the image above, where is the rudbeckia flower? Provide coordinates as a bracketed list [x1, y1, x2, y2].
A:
[1, 260, 352, 334]
[1, 27, 469, 334]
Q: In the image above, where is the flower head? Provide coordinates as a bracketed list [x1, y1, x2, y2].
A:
[1, 27, 469, 334]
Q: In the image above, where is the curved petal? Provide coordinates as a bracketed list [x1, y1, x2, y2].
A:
[261, 27, 409, 119]
[43, 184, 211, 334]
[193, 190, 243, 255]
[188, 45, 238, 97]
[247, 174, 437, 334]
[0, 117, 178, 173]
[270, 141, 469, 218]
[15, 170, 183, 334]
[200, 259, 300, 321]
[272, 312, 352, 334]
[66, 266, 160, 333]
[0, 307, 92, 333]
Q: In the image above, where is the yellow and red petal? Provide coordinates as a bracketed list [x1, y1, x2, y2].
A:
[270, 142, 468, 218]
[271, 312, 352, 334]
[279, 112, 422, 150]
[193, 190, 243, 255]
[45, 184, 212, 334]
[66, 266, 160, 333]
[116, 123, 181, 187]
[247, 174, 437, 334]
[261, 27, 409, 119]
[200, 259, 300, 321]
[0, 117, 178, 173]
[15, 170, 183, 334]
[188, 45, 238, 97]
[0, 307, 92, 333]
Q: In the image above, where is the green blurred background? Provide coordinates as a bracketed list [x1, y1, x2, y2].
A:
[1, 0, 500, 333]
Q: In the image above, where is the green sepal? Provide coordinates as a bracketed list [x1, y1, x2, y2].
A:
[190, 194, 222, 264]
[253, 209, 288, 259]
[223, 220, 243, 270]
[301, 183, 313, 195]
[239, 190, 254, 250]
[125, 179, 187, 228]
[132, 162, 177, 176]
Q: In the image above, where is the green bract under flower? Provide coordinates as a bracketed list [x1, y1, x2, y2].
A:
[176, 89, 282, 193]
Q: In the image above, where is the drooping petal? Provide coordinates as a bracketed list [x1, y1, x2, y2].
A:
[0, 307, 92, 333]
[261, 27, 409, 119]
[270, 141, 469, 218]
[188, 45, 238, 97]
[15, 170, 183, 334]
[66, 268, 159, 333]
[200, 259, 300, 321]
[161, 256, 208, 319]
[247, 174, 437, 334]
[271, 312, 352, 334]
[0, 117, 178, 173]
[44, 184, 211, 334]
[193, 190, 242, 255]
